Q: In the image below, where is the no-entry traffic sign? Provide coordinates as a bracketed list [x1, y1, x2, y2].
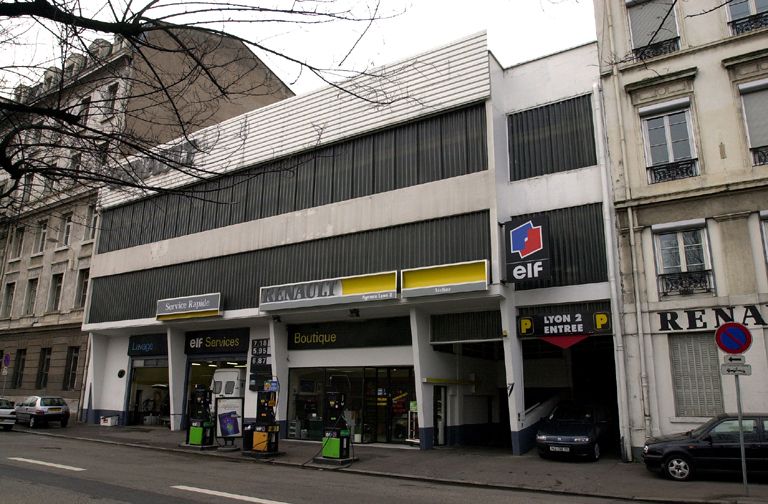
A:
[715, 323, 752, 355]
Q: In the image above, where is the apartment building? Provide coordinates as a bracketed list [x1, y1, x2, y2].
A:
[594, 0, 768, 458]
[0, 30, 292, 415]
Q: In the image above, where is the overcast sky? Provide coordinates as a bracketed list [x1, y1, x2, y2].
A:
[1, 0, 596, 96]
[256, 0, 597, 94]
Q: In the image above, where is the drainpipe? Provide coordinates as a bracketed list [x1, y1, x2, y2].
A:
[605, 0, 653, 443]
[594, 81, 632, 461]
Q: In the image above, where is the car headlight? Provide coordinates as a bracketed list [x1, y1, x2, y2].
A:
[536, 434, 547, 441]
[643, 444, 649, 454]
[573, 436, 591, 443]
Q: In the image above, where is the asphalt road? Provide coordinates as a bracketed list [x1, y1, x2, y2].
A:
[0, 432, 668, 504]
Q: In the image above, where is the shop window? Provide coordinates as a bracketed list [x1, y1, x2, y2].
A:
[62, 346, 79, 390]
[627, 0, 680, 60]
[728, 0, 768, 35]
[11, 349, 26, 388]
[739, 79, 768, 166]
[35, 347, 52, 389]
[640, 98, 699, 184]
[24, 278, 38, 316]
[653, 222, 713, 296]
[1, 282, 15, 318]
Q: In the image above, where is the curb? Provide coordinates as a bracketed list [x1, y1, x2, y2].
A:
[16, 429, 749, 504]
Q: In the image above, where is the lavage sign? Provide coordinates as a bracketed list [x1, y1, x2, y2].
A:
[654, 304, 768, 332]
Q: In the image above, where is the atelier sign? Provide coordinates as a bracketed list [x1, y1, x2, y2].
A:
[401, 260, 488, 298]
[156, 293, 221, 321]
[259, 272, 397, 311]
[503, 216, 551, 282]
[653, 305, 767, 333]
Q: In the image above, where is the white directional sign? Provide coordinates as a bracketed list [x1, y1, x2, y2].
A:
[721, 364, 752, 376]
[724, 355, 746, 364]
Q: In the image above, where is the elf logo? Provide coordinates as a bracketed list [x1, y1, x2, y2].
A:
[510, 220, 543, 259]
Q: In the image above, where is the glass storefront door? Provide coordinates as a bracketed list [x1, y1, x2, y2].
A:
[288, 366, 414, 444]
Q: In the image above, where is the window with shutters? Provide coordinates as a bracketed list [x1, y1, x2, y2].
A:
[640, 98, 699, 184]
[627, 0, 680, 61]
[728, 0, 768, 35]
[739, 79, 768, 166]
[669, 334, 723, 417]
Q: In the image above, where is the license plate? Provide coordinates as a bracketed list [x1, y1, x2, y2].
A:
[49, 408, 61, 412]
[550, 446, 570, 452]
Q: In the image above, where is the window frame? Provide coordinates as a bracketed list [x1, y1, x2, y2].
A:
[626, 0, 681, 56]
[654, 227, 712, 275]
[1, 282, 15, 318]
[10, 226, 24, 259]
[60, 213, 73, 247]
[668, 333, 724, 418]
[738, 79, 768, 166]
[62, 346, 80, 390]
[75, 268, 89, 309]
[34, 219, 48, 254]
[85, 205, 98, 241]
[652, 221, 714, 296]
[641, 106, 697, 167]
[35, 347, 52, 389]
[727, 0, 768, 20]
[48, 273, 64, 312]
[23, 278, 38, 316]
[11, 349, 26, 389]
[103, 82, 119, 118]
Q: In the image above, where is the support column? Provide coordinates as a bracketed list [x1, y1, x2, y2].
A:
[269, 320, 289, 437]
[410, 307, 435, 449]
[167, 327, 187, 431]
[500, 292, 529, 454]
[83, 332, 108, 424]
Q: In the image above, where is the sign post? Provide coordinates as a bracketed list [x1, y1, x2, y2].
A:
[715, 322, 752, 496]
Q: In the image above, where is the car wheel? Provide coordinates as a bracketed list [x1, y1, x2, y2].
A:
[28, 416, 36, 429]
[2, 425, 12, 431]
[592, 442, 600, 461]
[60, 419, 68, 428]
[663, 454, 693, 481]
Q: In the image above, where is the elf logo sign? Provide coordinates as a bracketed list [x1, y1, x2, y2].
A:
[504, 216, 550, 282]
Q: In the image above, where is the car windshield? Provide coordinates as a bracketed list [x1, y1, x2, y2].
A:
[0, 399, 11, 408]
[690, 417, 721, 437]
[551, 403, 592, 422]
[41, 398, 65, 407]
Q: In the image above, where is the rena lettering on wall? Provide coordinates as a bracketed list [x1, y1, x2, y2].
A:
[654, 305, 768, 332]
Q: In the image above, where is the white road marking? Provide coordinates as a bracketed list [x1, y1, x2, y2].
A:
[171, 485, 293, 504]
[8, 457, 86, 472]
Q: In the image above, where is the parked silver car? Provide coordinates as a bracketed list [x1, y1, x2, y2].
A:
[0, 397, 15, 431]
[15, 396, 70, 428]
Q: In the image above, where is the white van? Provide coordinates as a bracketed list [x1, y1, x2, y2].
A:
[210, 368, 245, 398]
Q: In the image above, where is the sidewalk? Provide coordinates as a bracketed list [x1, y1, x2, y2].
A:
[17, 423, 768, 504]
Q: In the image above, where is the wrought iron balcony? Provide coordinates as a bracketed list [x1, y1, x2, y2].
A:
[658, 271, 713, 297]
[730, 11, 768, 36]
[647, 158, 699, 184]
[752, 146, 768, 166]
[633, 37, 680, 61]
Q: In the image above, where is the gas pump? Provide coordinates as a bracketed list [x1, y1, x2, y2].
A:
[186, 384, 215, 447]
[321, 391, 351, 460]
[243, 380, 279, 455]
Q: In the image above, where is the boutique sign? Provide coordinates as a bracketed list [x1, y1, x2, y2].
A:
[156, 293, 221, 321]
[259, 272, 397, 311]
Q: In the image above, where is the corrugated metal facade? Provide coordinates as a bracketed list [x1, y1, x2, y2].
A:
[508, 94, 597, 181]
[100, 33, 490, 209]
[514, 204, 607, 290]
[89, 211, 491, 323]
[98, 105, 488, 253]
[431, 310, 503, 343]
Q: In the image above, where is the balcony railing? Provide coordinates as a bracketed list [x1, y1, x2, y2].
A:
[752, 146, 768, 166]
[730, 11, 768, 36]
[647, 158, 699, 184]
[633, 37, 680, 62]
[658, 270, 713, 297]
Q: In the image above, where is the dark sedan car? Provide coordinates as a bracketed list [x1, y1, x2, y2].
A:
[536, 401, 610, 461]
[643, 413, 768, 481]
